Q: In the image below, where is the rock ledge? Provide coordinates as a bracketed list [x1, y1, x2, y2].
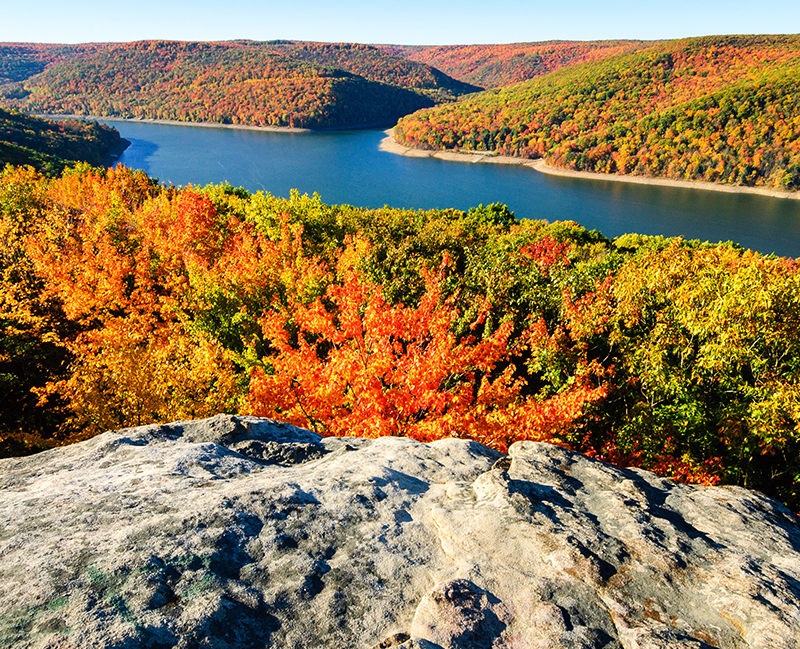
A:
[1, 415, 799, 648]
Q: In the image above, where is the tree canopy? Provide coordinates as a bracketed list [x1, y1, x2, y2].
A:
[3, 163, 800, 510]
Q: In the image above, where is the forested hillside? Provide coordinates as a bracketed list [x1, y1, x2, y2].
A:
[0, 40, 476, 129]
[382, 40, 647, 88]
[395, 35, 800, 190]
[262, 41, 482, 101]
[0, 107, 127, 175]
[0, 43, 107, 83]
[3, 163, 800, 509]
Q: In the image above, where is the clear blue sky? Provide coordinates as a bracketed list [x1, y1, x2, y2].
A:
[1, 0, 798, 45]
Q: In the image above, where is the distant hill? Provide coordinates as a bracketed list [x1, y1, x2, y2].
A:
[0, 40, 477, 129]
[395, 35, 800, 191]
[261, 41, 482, 101]
[381, 41, 648, 88]
[0, 107, 128, 175]
[0, 43, 104, 83]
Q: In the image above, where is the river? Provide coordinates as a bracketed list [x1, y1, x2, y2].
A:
[108, 119, 800, 257]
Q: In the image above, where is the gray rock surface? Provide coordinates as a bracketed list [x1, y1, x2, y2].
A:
[1, 414, 799, 648]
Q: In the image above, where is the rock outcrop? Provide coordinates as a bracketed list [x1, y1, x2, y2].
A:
[1, 415, 799, 648]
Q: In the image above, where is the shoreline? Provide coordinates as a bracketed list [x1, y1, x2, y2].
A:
[38, 114, 312, 133]
[36, 115, 800, 202]
[380, 130, 800, 201]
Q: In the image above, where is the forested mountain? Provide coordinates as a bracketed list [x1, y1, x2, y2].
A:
[0, 43, 98, 82]
[262, 41, 482, 101]
[0, 107, 127, 175]
[382, 40, 647, 88]
[395, 35, 800, 190]
[0, 40, 476, 129]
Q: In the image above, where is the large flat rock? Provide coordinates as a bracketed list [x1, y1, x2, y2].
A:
[1, 414, 798, 648]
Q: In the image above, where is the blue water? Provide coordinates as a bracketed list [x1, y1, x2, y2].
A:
[109, 119, 800, 257]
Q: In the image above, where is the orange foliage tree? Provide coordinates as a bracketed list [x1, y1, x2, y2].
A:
[24, 166, 240, 437]
[246, 250, 606, 452]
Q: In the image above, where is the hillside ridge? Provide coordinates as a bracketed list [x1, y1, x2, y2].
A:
[0, 106, 128, 174]
[381, 39, 649, 88]
[0, 40, 476, 129]
[394, 34, 800, 191]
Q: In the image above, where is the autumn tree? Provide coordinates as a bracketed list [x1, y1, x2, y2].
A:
[24, 166, 240, 438]
[246, 247, 607, 451]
